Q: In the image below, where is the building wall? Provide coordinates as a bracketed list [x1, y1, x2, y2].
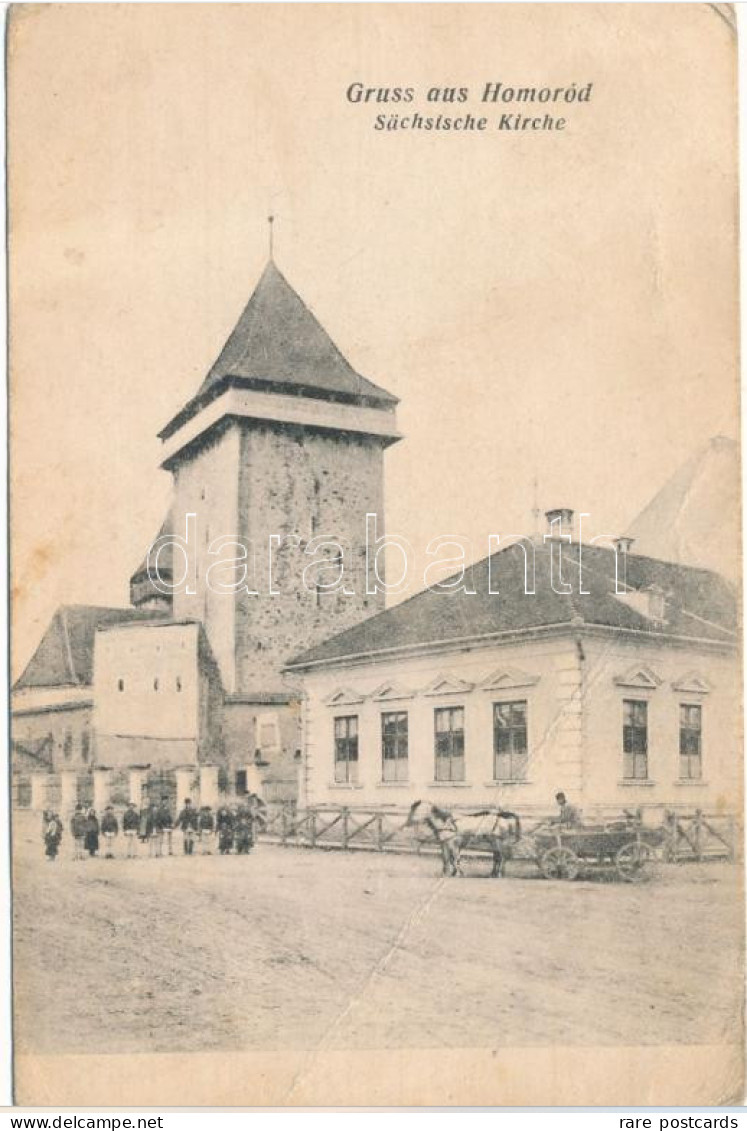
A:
[580, 636, 741, 814]
[12, 697, 93, 771]
[299, 632, 740, 814]
[234, 422, 386, 695]
[300, 636, 584, 812]
[222, 699, 302, 802]
[168, 419, 388, 706]
[171, 423, 241, 692]
[93, 622, 205, 768]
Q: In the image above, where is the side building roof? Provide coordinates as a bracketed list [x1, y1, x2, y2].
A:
[285, 541, 737, 671]
[13, 605, 166, 691]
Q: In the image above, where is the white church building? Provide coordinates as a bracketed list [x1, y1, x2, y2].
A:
[286, 516, 740, 817]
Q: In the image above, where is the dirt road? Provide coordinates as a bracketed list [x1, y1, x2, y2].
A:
[12, 814, 743, 1055]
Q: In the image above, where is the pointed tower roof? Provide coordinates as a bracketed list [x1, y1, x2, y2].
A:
[160, 261, 397, 442]
[626, 435, 740, 579]
[129, 510, 174, 610]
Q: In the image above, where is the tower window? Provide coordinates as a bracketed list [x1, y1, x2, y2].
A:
[117, 678, 124, 692]
[153, 677, 160, 691]
[176, 676, 182, 692]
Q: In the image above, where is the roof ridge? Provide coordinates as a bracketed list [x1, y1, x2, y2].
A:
[58, 607, 79, 684]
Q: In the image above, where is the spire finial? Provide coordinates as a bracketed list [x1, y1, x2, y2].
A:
[267, 214, 275, 260]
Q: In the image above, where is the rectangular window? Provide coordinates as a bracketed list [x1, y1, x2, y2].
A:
[334, 715, 359, 784]
[434, 706, 465, 782]
[622, 699, 648, 780]
[493, 700, 528, 781]
[679, 704, 702, 780]
[381, 712, 408, 782]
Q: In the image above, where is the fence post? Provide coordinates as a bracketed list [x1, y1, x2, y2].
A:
[309, 809, 317, 848]
[280, 804, 288, 847]
[376, 814, 384, 851]
[665, 809, 677, 863]
[694, 809, 703, 862]
[342, 807, 349, 850]
[727, 815, 736, 863]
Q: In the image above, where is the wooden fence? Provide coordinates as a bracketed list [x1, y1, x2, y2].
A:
[260, 803, 739, 863]
[262, 804, 426, 855]
[663, 809, 737, 863]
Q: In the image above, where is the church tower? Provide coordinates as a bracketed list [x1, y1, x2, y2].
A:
[156, 252, 400, 708]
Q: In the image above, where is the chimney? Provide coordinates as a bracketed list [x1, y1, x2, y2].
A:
[545, 507, 574, 539]
[614, 536, 635, 555]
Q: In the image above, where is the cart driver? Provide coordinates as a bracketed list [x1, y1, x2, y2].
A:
[554, 792, 581, 827]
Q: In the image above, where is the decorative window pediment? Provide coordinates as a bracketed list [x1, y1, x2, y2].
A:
[324, 686, 366, 708]
[480, 667, 540, 692]
[671, 671, 711, 695]
[613, 664, 663, 690]
[423, 672, 474, 697]
[371, 680, 415, 703]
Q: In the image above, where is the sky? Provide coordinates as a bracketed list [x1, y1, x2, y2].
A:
[9, 3, 739, 676]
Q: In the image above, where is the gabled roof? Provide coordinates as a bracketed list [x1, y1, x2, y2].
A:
[160, 261, 397, 440]
[13, 606, 165, 691]
[285, 541, 737, 670]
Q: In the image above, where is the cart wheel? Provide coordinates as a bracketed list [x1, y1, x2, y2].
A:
[615, 841, 652, 882]
[540, 846, 580, 881]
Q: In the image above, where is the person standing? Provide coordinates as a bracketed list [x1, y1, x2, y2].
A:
[198, 805, 215, 854]
[122, 801, 140, 857]
[177, 798, 198, 855]
[83, 808, 100, 857]
[234, 809, 253, 855]
[101, 805, 119, 858]
[70, 803, 86, 860]
[216, 804, 234, 855]
[156, 795, 174, 856]
[43, 811, 63, 862]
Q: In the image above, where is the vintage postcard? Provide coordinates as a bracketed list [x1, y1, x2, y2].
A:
[8, 2, 743, 1107]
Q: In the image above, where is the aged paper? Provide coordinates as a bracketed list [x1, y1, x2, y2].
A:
[9, 3, 743, 1107]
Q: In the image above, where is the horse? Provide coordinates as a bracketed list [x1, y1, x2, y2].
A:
[405, 800, 521, 877]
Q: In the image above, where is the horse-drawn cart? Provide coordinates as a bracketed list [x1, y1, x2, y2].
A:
[532, 818, 665, 882]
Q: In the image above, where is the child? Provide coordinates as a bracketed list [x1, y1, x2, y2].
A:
[234, 810, 253, 855]
[216, 805, 234, 855]
[43, 811, 63, 862]
[198, 805, 215, 854]
[70, 803, 86, 860]
[177, 798, 199, 855]
[122, 801, 140, 857]
[83, 808, 99, 857]
[155, 795, 174, 856]
[101, 805, 119, 858]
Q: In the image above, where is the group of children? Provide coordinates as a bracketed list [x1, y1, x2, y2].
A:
[41, 795, 265, 861]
